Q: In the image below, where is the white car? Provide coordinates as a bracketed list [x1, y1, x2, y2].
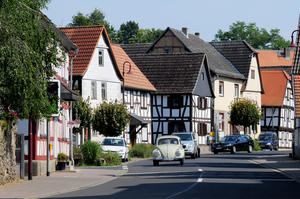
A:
[152, 135, 185, 166]
[101, 137, 129, 162]
[172, 132, 200, 159]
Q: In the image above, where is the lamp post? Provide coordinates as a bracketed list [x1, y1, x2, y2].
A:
[122, 61, 132, 104]
[290, 30, 299, 47]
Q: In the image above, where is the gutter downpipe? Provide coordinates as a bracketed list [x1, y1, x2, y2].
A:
[69, 48, 78, 167]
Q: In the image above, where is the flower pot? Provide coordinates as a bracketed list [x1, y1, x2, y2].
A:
[57, 161, 67, 170]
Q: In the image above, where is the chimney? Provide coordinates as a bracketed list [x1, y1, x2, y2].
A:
[195, 32, 200, 38]
[182, 27, 188, 37]
[284, 48, 291, 59]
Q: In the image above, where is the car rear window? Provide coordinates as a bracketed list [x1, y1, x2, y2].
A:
[173, 134, 192, 141]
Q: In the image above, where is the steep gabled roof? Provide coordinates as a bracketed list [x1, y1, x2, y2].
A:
[59, 26, 122, 79]
[261, 70, 290, 106]
[257, 50, 294, 67]
[121, 43, 151, 56]
[210, 40, 256, 78]
[111, 44, 156, 91]
[129, 53, 214, 96]
[146, 27, 245, 80]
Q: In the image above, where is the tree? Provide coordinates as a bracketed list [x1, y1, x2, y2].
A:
[129, 28, 163, 44]
[229, 98, 261, 133]
[0, 0, 60, 183]
[117, 21, 139, 44]
[92, 101, 129, 137]
[214, 21, 290, 50]
[68, 8, 117, 42]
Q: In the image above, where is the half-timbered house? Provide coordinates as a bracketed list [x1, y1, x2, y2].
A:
[260, 70, 294, 148]
[129, 53, 214, 144]
[111, 44, 156, 145]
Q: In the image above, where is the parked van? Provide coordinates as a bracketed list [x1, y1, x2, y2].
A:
[258, 132, 279, 150]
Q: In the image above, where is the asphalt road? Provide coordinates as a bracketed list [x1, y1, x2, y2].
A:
[47, 151, 300, 199]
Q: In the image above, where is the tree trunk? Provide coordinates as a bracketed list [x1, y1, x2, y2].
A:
[0, 120, 17, 184]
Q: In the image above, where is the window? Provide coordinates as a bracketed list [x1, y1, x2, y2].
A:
[141, 93, 147, 108]
[197, 97, 207, 109]
[168, 121, 185, 134]
[219, 81, 224, 97]
[234, 84, 239, 98]
[168, 95, 183, 108]
[101, 82, 107, 101]
[251, 69, 255, 79]
[91, 80, 97, 99]
[218, 113, 224, 131]
[287, 89, 291, 101]
[201, 72, 205, 80]
[98, 50, 104, 66]
[198, 123, 207, 136]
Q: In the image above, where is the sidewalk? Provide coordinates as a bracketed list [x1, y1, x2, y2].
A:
[0, 165, 128, 199]
[252, 151, 300, 183]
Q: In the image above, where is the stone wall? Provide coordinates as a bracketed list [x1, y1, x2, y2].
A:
[0, 121, 17, 184]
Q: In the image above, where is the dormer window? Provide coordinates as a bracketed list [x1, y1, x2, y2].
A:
[98, 50, 104, 66]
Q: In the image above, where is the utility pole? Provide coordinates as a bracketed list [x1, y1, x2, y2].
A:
[28, 119, 32, 180]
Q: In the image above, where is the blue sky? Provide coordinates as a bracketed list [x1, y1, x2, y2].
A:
[43, 0, 300, 42]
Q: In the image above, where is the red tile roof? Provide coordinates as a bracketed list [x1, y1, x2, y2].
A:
[111, 44, 156, 91]
[261, 70, 290, 106]
[257, 50, 294, 67]
[59, 26, 104, 76]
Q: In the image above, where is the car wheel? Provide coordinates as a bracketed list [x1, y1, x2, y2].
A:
[153, 160, 159, 166]
[180, 159, 184, 166]
[213, 150, 218, 154]
[248, 145, 253, 153]
[270, 146, 273, 151]
[231, 146, 236, 154]
[197, 148, 201, 158]
[191, 153, 195, 159]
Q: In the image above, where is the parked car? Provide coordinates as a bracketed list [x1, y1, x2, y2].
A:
[101, 137, 129, 162]
[212, 135, 254, 154]
[152, 135, 185, 166]
[258, 132, 279, 150]
[172, 132, 200, 158]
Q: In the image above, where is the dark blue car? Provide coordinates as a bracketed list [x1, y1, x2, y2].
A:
[212, 135, 254, 154]
[258, 133, 278, 150]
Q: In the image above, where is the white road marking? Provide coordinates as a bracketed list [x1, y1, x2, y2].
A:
[165, 168, 204, 199]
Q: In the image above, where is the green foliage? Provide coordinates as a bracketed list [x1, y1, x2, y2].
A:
[129, 144, 155, 158]
[117, 21, 139, 44]
[129, 28, 164, 44]
[92, 101, 129, 137]
[100, 152, 121, 166]
[57, 153, 69, 162]
[72, 97, 93, 128]
[214, 21, 290, 49]
[68, 8, 117, 42]
[229, 98, 261, 128]
[80, 141, 101, 165]
[254, 139, 261, 151]
[0, 0, 61, 120]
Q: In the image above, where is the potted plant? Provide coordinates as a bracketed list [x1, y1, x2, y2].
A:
[56, 153, 69, 170]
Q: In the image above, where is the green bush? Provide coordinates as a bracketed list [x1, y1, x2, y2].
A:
[129, 144, 155, 158]
[73, 146, 83, 166]
[81, 141, 101, 165]
[254, 139, 261, 151]
[57, 153, 69, 162]
[100, 152, 121, 166]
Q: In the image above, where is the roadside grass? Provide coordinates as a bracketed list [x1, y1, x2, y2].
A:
[129, 144, 155, 158]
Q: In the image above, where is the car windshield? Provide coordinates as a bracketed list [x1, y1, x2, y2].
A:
[220, 136, 237, 142]
[158, 138, 179, 145]
[259, 135, 273, 141]
[174, 134, 192, 141]
[102, 139, 124, 146]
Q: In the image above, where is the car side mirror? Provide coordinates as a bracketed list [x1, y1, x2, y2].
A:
[182, 145, 186, 149]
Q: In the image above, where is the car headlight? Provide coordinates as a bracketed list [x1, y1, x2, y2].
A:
[175, 150, 181, 156]
[225, 143, 232, 147]
[152, 149, 161, 158]
[119, 149, 125, 153]
[266, 143, 271, 145]
[187, 144, 193, 149]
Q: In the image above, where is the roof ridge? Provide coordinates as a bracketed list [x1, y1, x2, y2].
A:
[59, 25, 104, 29]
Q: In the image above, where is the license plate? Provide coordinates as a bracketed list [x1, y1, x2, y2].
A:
[216, 147, 222, 150]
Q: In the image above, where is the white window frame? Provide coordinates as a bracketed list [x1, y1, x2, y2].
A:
[91, 80, 97, 100]
[98, 50, 104, 66]
[101, 82, 107, 101]
[234, 84, 239, 98]
[219, 81, 224, 97]
[251, 69, 255, 79]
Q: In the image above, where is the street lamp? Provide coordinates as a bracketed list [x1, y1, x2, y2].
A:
[290, 30, 299, 47]
[122, 61, 132, 104]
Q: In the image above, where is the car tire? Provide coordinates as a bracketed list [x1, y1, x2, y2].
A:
[197, 148, 201, 158]
[248, 145, 253, 153]
[213, 150, 218, 154]
[153, 160, 159, 166]
[270, 146, 273, 151]
[231, 146, 236, 154]
[191, 153, 195, 159]
[180, 159, 184, 166]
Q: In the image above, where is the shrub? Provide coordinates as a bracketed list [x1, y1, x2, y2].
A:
[57, 153, 69, 162]
[73, 146, 83, 166]
[100, 152, 122, 166]
[254, 139, 261, 151]
[129, 144, 155, 158]
[81, 141, 101, 165]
